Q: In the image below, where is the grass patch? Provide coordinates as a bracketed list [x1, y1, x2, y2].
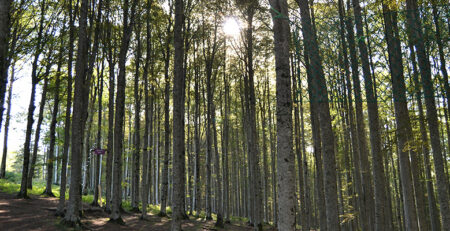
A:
[0, 178, 61, 197]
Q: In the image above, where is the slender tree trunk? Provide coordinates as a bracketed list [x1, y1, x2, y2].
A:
[131, 20, 142, 212]
[0, 65, 14, 178]
[27, 76, 49, 189]
[141, 0, 153, 218]
[267, 84, 277, 226]
[110, 0, 139, 223]
[382, 4, 419, 230]
[91, 63, 103, 206]
[352, 1, 388, 230]
[159, 22, 171, 217]
[296, 0, 340, 229]
[431, 0, 450, 119]
[223, 48, 230, 223]
[56, 0, 75, 215]
[337, 1, 362, 229]
[344, 1, 372, 229]
[63, 0, 90, 225]
[410, 41, 441, 231]
[104, 0, 115, 213]
[82, 84, 97, 194]
[269, 0, 295, 229]
[193, 45, 201, 214]
[0, 0, 12, 132]
[171, 0, 185, 229]
[44, 39, 64, 196]
[405, 0, 450, 228]
[18, 0, 48, 198]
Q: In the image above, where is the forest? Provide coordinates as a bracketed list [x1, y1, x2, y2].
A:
[0, 0, 449, 230]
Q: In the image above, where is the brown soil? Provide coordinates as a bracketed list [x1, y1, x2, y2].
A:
[0, 191, 256, 231]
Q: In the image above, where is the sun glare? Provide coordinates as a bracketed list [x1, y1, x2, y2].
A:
[223, 17, 240, 37]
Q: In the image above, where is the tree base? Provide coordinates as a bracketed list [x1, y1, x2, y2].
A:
[182, 212, 189, 220]
[158, 212, 167, 217]
[90, 201, 100, 207]
[215, 220, 224, 228]
[129, 207, 141, 213]
[42, 190, 55, 197]
[104, 207, 111, 214]
[54, 209, 65, 217]
[16, 191, 30, 199]
[225, 220, 231, 224]
[60, 217, 82, 228]
[206, 216, 213, 221]
[108, 217, 126, 225]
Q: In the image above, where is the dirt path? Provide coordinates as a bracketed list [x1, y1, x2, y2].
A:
[0, 191, 255, 230]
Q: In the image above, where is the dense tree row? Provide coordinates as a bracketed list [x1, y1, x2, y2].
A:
[0, 0, 449, 230]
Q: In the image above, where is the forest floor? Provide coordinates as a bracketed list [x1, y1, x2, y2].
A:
[0, 190, 273, 231]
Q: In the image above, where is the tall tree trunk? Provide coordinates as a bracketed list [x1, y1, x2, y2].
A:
[193, 43, 201, 214]
[405, 0, 450, 228]
[28, 76, 50, 190]
[104, 0, 115, 213]
[382, 4, 420, 230]
[131, 18, 142, 212]
[431, 0, 450, 119]
[337, 1, 362, 229]
[82, 84, 97, 194]
[141, 0, 153, 218]
[0, 0, 12, 133]
[296, 0, 340, 229]
[269, 0, 295, 229]
[203, 17, 218, 221]
[259, 80, 268, 224]
[18, 0, 48, 198]
[410, 42, 441, 231]
[110, 0, 139, 223]
[267, 83, 277, 226]
[0, 65, 14, 178]
[171, 0, 185, 229]
[344, 1, 373, 229]
[160, 27, 171, 218]
[43, 35, 65, 196]
[56, 0, 75, 215]
[222, 46, 230, 223]
[242, 4, 262, 229]
[91, 63, 104, 206]
[63, 0, 91, 225]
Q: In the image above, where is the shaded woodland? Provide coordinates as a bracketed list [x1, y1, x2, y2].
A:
[0, 0, 449, 230]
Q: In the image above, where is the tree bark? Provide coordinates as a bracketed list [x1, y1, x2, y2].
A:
[104, 0, 115, 213]
[269, 0, 295, 229]
[405, 0, 450, 229]
[131, 18, 142, 212]
[171, 0, 185, 229]
[91, 63, 104, 206]
[63, 0, 90, 225]
[296, 0, 340, 229]
[28, 77, 49, 190]
[18, 0, 48, 198]
[0, 64, 13, 178]
[56, 0, 75, 215]
[159, 14, 172, 216]
[141, 0, 153, 218]
[43, 39, 64, 196]
[382, 4, 419, 230]
[0, 0, 12, 133]
[110, 0, 139, 223]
